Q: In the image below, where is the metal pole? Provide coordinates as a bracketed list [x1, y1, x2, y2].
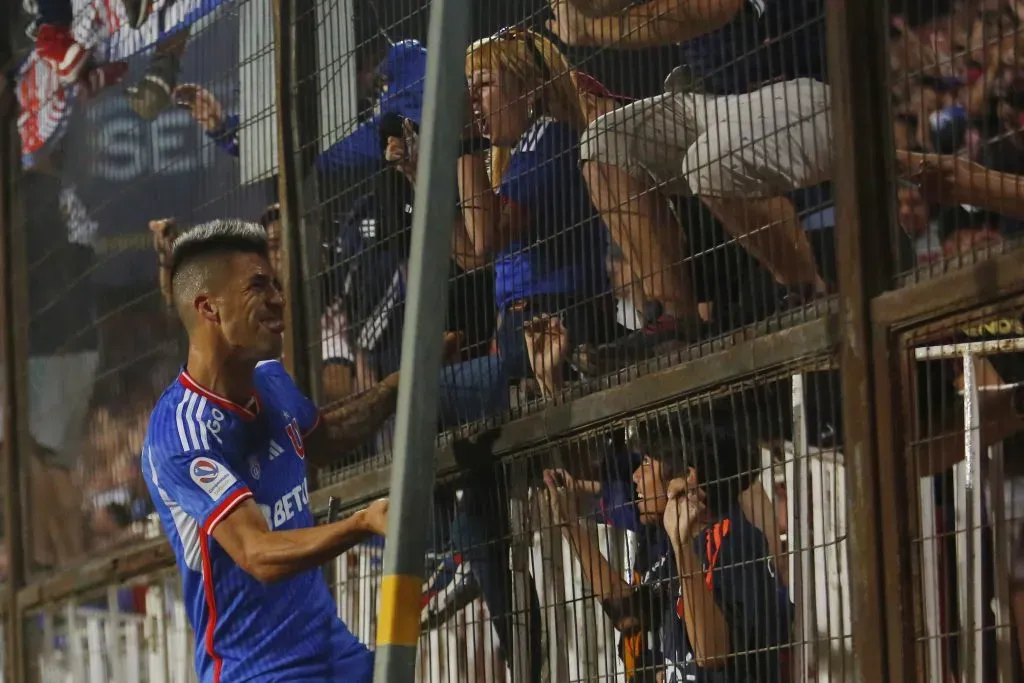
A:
[826, 0, 916, 677]
[372, 0, 470, 677]
[0, 74, 26, 683]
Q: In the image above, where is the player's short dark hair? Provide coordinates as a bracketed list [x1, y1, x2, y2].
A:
[629, 409, 757, 516]
[169, 219, 270, 280]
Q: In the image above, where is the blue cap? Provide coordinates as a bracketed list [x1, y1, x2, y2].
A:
[378, 40, 428, 121]
[316, 40, 428, 171]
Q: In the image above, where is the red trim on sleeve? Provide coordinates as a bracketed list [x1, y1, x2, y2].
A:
[203, 488, 254, 536]
[179, 370, 259, 421]
[199, 533, 224, 683]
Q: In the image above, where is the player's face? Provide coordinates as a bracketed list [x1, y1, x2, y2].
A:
[214, 252, 285, 361]
[632, 455, 668, 525]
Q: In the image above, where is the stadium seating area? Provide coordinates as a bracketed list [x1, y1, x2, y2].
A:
[3, 0, 1024, 680]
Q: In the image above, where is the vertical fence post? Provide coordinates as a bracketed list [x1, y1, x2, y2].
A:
[0, 76, 26, 683]
[371, 0, 470, 677]
[271, 0, 319, 393]
[826, 0, 917, 682]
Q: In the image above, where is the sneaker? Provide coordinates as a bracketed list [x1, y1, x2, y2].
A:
[35, 24, 88, 85]
[78, 61, 129, 100]
[420, 553, 480, 630]
[125, 53, 179, 121]
[569, 314, 706, 377]
[121, 0, 154, 29]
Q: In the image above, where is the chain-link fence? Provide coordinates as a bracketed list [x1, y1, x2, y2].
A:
[1, 0, 1024, 680]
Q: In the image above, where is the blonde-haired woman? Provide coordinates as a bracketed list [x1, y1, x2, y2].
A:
[440, 28, 618, 424]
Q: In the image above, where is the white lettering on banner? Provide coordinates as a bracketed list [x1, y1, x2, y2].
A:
[270, 480, 311, 529]
[87, 108, 215, 181]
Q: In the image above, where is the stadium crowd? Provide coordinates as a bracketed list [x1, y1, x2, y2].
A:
[5, 0, 1024, 679]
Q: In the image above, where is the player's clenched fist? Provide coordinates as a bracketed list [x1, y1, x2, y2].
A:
[360, 498, 390, 536]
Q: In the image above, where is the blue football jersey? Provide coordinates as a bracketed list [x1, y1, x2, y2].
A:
[660, 509, 792, 683]
[495, 117, 609, 310]
[142, 360, 373, 683]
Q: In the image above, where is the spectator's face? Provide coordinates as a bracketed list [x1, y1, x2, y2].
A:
[211, 252, 286, 361]
[468, 67, 530, 146]
[265, 219, 283, 276]
[632, 455, 669, 524]
[898, 184, 930, 237]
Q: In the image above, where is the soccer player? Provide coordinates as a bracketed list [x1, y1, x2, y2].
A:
[142, 220, 398, 682]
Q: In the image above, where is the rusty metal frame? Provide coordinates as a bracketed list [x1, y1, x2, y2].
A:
[825, 0, 920, 680]
[5, 0, 1024, 679]
[0, 61, 26, 683]
[310, 313, 841, 512]
[15, 312, 840, 614]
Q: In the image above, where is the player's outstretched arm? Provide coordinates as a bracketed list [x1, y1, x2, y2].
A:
[303, 371, 401, 467]
[212, 497, 389, 583]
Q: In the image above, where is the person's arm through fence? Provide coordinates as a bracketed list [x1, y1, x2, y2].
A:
[212, 498, 388, 583]
[548, 0, 746, 49]
[543, 469, 646, 631]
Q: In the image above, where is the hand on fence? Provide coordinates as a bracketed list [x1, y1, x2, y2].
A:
[663, 477, 707, 541]
[149, 217, 178, 254]
[542, 468, 582, 526]
[359, 498, 390, 536]
[174, 83, 225, 133]
[895, 150, 980, 206]
[442, 331, 464, 365]
[385, 118, 419, 181]
[547, 0, 599, 46]
[524, 314, 569, 399]
[150, 218, 179, 307]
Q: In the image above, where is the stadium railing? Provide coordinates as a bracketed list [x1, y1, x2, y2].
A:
[0, 0, 1023, 680]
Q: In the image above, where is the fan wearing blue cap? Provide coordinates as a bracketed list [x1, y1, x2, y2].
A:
[316, 40, 428, 170]
[173, 39, 428, 170]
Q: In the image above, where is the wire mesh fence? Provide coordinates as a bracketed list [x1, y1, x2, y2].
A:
[301, 0, 841, 486]
[2, 0, 1024, 680]
[904, 296, 1024, 683]
[889, 0, 1024, 283]
[6, 0, 281, 582]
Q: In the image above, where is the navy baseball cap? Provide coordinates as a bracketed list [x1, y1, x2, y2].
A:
[317, 40, 428, 171]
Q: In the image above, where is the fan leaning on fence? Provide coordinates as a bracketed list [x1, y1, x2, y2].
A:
[139, 219, 449, 683]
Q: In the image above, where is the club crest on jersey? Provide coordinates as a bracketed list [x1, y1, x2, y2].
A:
[189, 458, 237, 500]
[285, 418, 306, 459]
[248, 455, 261, 480]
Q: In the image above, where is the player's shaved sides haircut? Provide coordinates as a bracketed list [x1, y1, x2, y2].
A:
[170, 219, 270, 322]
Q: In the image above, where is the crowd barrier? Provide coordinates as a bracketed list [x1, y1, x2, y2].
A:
[0, 0, 1023, 680]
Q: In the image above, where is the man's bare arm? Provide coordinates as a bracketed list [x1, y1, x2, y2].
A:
[303, 371, 400, 467]
[550, 0, 745, 49]
[212, 498, 388, 583]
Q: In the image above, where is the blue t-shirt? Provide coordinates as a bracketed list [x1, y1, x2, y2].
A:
[495, 117, 609, 310]
[660, 509, 792, 683]
[678, 0, 826, 94]
[142, 361, 374, 683]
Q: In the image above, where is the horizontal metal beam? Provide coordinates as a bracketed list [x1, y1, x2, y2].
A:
[16, 540, 173, 613]
[914, 338, 1024, 359]
[873, 245, 1024, 328]
[310, 312, 839, 514]
[18, 313, 839, 611]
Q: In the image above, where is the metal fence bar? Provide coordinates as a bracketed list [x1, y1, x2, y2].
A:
[272, 0, 312, 389]
[0, 57, 26, 683]
[371, 0, 470, 677]
[826, 0, 913, 682]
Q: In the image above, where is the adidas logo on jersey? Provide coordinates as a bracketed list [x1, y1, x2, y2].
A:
[269, 440, 285, 460]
